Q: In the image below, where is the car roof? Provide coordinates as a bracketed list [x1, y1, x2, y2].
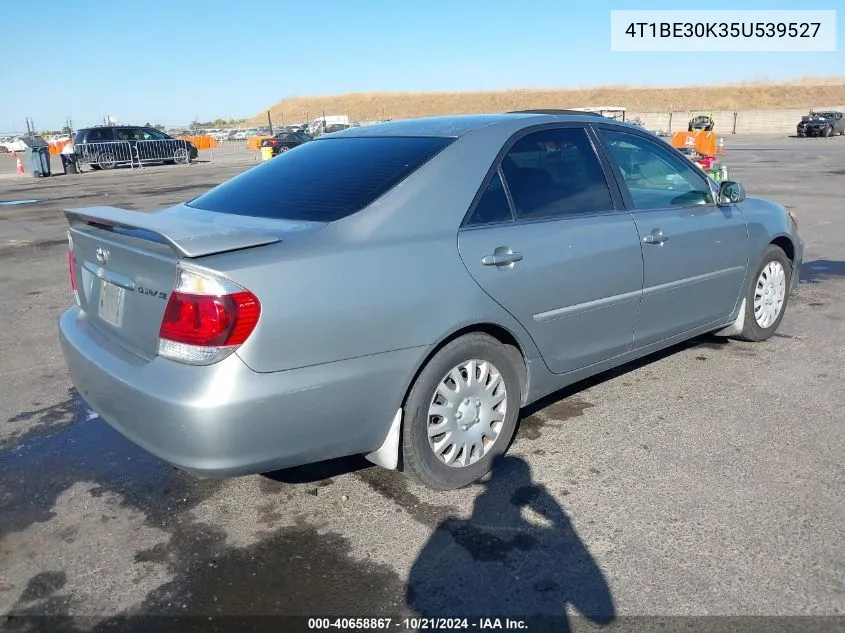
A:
[79, 125, 149, 131]
[322, 112, 626, 139]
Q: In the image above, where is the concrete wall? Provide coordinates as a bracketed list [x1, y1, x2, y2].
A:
[628, 106, 845, 135]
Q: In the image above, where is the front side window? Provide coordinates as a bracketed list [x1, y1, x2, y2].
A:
[499, 127, 614, 221]
[141, 128, 168, 140]
[600, 129, 713, 210]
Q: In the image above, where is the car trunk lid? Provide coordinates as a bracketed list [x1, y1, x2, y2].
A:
[66, 205, 325, 360]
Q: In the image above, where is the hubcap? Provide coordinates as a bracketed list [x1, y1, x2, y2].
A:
[427, 359, 507, 468]
[753, 260, 787, 328]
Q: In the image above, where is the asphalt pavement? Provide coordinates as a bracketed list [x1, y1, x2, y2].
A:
[0, 138, 843, 632]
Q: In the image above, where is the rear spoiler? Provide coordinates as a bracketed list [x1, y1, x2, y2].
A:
[64, 206, 280, 259]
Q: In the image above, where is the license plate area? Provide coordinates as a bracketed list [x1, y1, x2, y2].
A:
[98, 279, 125, 327]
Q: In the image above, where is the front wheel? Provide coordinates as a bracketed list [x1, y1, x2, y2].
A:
[401, 333, 522, 490]
[738, 245, 791, 342]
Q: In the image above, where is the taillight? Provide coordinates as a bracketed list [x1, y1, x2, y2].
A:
[268, 140, 278, 146]
[67, 230, 79, 304]
[157, 267, 261, 365]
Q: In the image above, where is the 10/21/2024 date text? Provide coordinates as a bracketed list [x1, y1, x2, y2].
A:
[307, 617, 529, 630]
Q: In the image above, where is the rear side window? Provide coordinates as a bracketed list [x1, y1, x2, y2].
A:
[188, 136, 453, 222]
[466, 170, 513, 226]
[83, 128, 112, 142]
[500, 127, 614, 220]
[115, 128, 140, 141]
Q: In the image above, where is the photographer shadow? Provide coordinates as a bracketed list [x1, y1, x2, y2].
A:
[406, 455, 615, 632]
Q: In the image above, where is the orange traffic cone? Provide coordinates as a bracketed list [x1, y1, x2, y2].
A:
[15, 158, 24, 174]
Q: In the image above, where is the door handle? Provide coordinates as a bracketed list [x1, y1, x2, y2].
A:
[643, 231, 669, 245]
[481, 252, 523, 266]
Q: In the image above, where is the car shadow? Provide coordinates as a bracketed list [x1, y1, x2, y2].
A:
[799, 259, 845, 284]
[517, 332, 729, 427]
[406, 454, 616, 630]
[262, 454, 373, 484]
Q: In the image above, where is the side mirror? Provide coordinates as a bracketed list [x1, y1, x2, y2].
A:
[718, 180, 746, 204]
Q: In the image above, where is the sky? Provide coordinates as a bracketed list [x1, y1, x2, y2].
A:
[0, 0, 841, 132]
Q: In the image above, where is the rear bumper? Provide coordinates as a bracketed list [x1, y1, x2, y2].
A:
[59, 307, 423, 477]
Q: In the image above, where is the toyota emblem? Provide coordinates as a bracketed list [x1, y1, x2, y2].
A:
[95, 247, 109, 266]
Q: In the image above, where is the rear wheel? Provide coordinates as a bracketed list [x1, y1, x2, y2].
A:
[401, 333, 521, 490]
[738, 245, 791, 342]
[96, 152, 116, 170]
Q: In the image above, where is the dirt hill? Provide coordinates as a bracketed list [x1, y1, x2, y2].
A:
[251, 77, 845, 124]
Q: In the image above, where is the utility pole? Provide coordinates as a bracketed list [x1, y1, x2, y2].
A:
[267, 110, 273, 135]
[25, 117, 32, 135]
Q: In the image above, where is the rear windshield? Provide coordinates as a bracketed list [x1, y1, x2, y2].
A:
[187, 136, 454, 222]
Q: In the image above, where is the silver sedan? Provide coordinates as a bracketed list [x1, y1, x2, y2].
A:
[59, 111, 803, 489]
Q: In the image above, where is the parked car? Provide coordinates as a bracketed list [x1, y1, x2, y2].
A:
[796, 111, 844, 137]
[688, 114, 715, 132]
[1, 136, 27, 153]
[59, 112, 803, 490]
[73, 126, 199, 170]
[259, 130, 310, 155]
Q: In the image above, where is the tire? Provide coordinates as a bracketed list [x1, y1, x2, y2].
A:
[96, 153, 116, 170]
[825, 125, 834, 138]
[401, 333, 522, 490]
[737, 245, 792, 342]
[90, 164, 102, 171]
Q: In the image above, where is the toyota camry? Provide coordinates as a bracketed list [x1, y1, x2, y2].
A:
[59, 111, 803, 490]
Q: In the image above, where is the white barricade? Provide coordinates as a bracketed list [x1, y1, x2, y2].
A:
[73, 141, 134, 170]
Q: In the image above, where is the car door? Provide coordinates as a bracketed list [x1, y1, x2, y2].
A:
[139, 128, 171, 160]
[594, 125, 748, 348]
[114, 127, 140, 162]
[280, 133, 298, 150]
[457, 125, 644, 375]
[79, 128, 107, 161]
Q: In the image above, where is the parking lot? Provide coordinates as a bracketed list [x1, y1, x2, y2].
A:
[1, 137, 843, 630]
